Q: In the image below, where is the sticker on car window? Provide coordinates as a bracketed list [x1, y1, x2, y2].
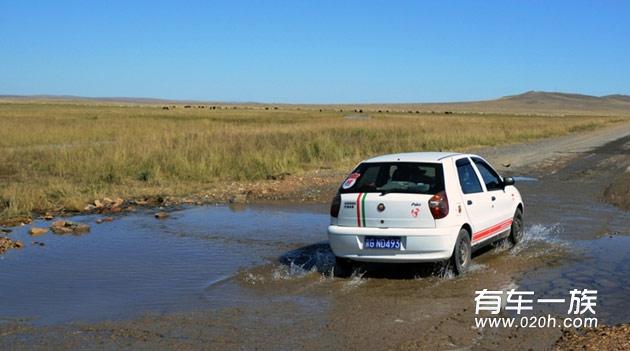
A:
[342, 172, 361, 189]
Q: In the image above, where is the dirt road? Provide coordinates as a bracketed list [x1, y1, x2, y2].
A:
[478, 121, 630, 172]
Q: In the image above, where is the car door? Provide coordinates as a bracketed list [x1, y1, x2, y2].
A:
[471, 157, 513, 242]
[454, 157, 495, 242]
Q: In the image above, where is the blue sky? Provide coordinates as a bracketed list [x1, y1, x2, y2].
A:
[1, 1, 629, 103]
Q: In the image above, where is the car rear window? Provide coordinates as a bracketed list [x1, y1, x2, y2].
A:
[339, 162, 444, 194]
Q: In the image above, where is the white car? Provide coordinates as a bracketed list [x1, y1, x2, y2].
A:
[327, 152, 523, 274]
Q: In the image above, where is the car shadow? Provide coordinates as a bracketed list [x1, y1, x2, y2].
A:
[278, 240, 506, 280]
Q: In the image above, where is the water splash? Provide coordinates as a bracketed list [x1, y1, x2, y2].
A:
[271, 262, 318, 281]
[467, 262, 488, 273]
[279, 242, 336, 275]
[244, 272, 266, 285]
[510, 223, 567, 256]
[342, 270, 367, 291]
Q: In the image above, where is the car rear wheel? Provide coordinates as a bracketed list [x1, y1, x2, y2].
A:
[450, 228, 471, 275]
[334, 257, 353, 277]
[509, 208, 524, 245]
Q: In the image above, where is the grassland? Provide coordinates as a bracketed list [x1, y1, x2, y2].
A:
[0, 100, 627, 220]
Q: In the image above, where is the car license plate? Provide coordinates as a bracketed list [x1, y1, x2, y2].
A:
[364, 236, 401, 250]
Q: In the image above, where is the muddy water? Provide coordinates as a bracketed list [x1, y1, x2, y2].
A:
[512, 135, 630, 326]
[0, 204, 330, 325]
[1, 136, 629, 349]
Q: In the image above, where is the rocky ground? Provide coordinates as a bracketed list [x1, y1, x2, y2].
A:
[0, 235, 22, 254]
[555, 324, 630, 350]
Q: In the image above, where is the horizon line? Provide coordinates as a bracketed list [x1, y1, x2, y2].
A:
[0, 90, 628, 106]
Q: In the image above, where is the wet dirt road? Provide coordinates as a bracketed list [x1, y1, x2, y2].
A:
[1, 135, 629, 350]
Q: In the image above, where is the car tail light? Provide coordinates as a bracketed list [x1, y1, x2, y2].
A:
[330, 192, 341, 218]
[428, 191, 449, 219]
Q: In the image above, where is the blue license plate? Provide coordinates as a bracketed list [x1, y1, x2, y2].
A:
[364, 236, 401, 250]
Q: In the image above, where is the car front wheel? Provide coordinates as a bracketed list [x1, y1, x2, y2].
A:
[450, 228, 471, 275]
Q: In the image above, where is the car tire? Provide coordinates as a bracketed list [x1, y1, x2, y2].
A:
[509, 208, 524, 245]
[334, 257, 353, 277]
[450, 228, 471, 275]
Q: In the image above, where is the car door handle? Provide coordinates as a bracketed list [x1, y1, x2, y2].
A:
[491, 196, 496, 201]
[467, 200, 473, 205]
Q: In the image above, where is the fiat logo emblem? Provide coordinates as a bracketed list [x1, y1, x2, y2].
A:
[377, 203, 385, 212]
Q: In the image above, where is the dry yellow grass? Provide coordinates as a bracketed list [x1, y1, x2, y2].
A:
[0, 101, 627, 219]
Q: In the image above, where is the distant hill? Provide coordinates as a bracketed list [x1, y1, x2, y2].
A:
[493, 91, 630, 113]
[367, 91, 630, 116]
[603, 94, 630, 103]
[2, 91, 630, 115]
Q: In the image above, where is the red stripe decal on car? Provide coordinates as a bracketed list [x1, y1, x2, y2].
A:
[356, 193, 363, 227]
[472, 218, 513, 242]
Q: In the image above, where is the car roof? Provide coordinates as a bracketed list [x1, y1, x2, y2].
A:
[363, 152, 468, 163]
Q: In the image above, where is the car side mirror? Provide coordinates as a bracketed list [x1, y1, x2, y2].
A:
[503, 177, 515, 187]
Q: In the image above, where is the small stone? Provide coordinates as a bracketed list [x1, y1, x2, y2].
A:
[50, 220, 90, 235]
[39, 213, 54, 220]
[155, 211, 169, 219]
[51, 220, 66, 228]
[51, 225, 73, 234]
[0, 228, 11, 234]
[134, 199, 148, 205]
[111, 197, 124, 208]
[28, 227, 49, 236]
[85, 204, 97, 211]
[96, 217, 114, 224]
[94, 200, 104, 208]
[13, 241, 23, 249]
[228, 194, 248, 204]
[74, 224, 90, 234]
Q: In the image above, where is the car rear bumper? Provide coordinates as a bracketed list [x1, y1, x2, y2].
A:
[327, 225, 461, 263]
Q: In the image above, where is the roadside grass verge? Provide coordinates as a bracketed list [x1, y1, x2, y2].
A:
[1, 101, 627, 219]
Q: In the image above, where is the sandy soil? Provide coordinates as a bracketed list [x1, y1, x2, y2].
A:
[555, 324, 630, 350]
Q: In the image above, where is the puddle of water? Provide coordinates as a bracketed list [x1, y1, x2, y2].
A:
[518, 235, 630, 325]
[513, 176, 538, 182]
[511, 167, 630, 325]
[0, 205, 329, 325]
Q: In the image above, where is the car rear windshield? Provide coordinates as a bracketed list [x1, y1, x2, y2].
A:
[339, 162, 444, 194]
